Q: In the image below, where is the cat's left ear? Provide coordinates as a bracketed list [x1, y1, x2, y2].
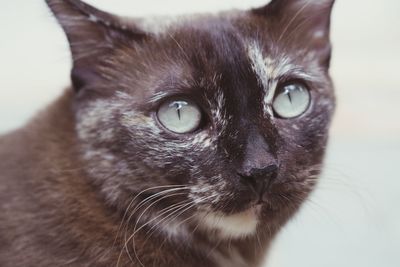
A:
[45, 0, 148, 91]
[252, 0, 335, 67]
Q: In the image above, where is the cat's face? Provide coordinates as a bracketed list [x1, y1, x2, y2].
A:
[48, 0, 335, 239]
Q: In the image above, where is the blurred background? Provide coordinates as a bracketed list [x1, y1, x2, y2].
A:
[0, 0, 399, 266]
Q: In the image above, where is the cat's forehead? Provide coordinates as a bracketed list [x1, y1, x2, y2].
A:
[79, 7, 332, 113]
[144, 14, 317, 82]
[134, 15, 320, 102]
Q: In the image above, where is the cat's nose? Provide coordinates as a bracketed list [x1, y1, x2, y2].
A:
[236, 127, 278, 197]
[238, 164, 278, 197]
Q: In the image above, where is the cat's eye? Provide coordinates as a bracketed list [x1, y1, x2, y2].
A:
[272, 83, 311, 119]
[157, 99, 202, 134]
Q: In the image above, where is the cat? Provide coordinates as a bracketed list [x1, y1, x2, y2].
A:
[0, 0, 336, 266]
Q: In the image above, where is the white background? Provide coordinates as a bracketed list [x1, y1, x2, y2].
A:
[1, 1, 399, 266]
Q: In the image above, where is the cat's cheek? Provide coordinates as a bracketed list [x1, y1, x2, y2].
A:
[274, 113, 330, 155]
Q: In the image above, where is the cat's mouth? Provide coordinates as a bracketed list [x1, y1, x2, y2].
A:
[191, 179, 308, 239]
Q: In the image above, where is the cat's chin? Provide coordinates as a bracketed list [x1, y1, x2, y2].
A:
[195, 205, 262, 239]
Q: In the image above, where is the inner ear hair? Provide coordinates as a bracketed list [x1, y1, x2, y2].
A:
[252, 0, 335, 68]
[45, 0, 150, 92]
[45, 0, 147, 38]
[252, 0, 335, 36]
[254, 0, 335, 17]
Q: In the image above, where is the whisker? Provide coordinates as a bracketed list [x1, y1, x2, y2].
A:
[145, 196, 216, 249]
[135, 200, 193, 237]
[121, 187, 190, 240]
[125, 192, 189, 266]
[115, 185, 190, 267]
[168, 33, 190, 61]
[115, 185, 189, 244]
[156, 195, 216, 234]
[141, 201, 197, 244]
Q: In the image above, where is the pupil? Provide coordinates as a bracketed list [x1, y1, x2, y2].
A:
[169, 101, 188, 121]
[177, 107, 181, 120]
[286, 90, 293, 104]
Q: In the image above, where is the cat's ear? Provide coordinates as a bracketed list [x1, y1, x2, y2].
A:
[45, 0, 148, 91]
[252, 0, 335, 67]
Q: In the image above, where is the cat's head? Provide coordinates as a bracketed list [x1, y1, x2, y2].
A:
[47, 0, 335, 239]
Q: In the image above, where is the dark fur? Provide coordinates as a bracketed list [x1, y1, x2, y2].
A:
[0, 0, 335, 266]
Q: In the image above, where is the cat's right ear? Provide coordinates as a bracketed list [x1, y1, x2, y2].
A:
[252, 0, 335, 68]
[45, 0, 148, 91]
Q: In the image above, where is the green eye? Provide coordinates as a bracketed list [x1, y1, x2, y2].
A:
[272, 83, 311, 119]
[157, 99, 202, 134]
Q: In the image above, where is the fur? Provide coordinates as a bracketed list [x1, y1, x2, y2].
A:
[0, 0, 336, 266]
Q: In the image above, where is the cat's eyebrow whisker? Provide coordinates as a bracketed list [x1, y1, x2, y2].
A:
[167, 32, 190, 61]
[277, 0, 313, 43]
[281, 13, 315, 48]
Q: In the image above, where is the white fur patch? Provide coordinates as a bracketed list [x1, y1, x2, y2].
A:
[196, 207, 260, 239]
[247, 42, 271, 93]
[247, 42, 277, 118]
